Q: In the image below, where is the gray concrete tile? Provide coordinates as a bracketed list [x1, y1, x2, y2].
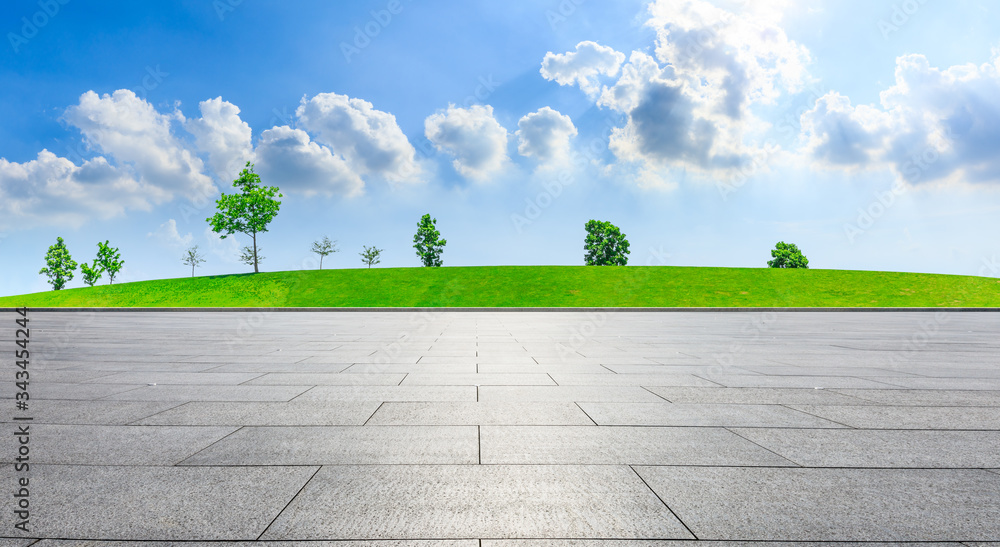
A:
[477, 364, 613, 374]
[833, 389, 1000, 406]
[344, 363, 479, 374]
[694, 374, 904, 389]
[0, 382, 145, 400]
[200, 362, 352, 373]
[862, 377, 1000, 390]
[481, 541, 960, 547]
[549, 373, 719, 387]
[482, 426, 795, 466]
[82, 371, 263, 385]
[13, 400, 184, 424]
[180, 426, 478, 465]
[366, 402, 594, 426]
[35, 542, 478, 547]
[296, 385, 477, 402]
[733, 428, 1000, 467]
[0, 464, 317, 540]
[634, 466, 1000, 541]
[479, 386, 666, 403]
[244, 372, 407, 385]
[0, 424, 236, 465]
[262, 465, 694, 539]
[578, 402, 845, 428]
[400, 373, 556, 386]
[101, 384, 311, 402]
[645, 387, 873, 405]
[135, 400, 381, 426]
[787, 404, 1000, 429]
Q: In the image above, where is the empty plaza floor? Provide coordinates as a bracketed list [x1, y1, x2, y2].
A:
[2, 309, 1000, 543]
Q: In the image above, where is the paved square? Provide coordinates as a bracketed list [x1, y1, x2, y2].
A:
[3, 310, 1000, 542]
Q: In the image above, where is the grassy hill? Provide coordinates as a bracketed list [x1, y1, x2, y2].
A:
[2, 266, 999, 308]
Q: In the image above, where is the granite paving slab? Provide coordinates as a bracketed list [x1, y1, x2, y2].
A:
[134, 400, 381, 426]
[786, 404, 1000, 429]
[261, 465, 694, 540]
[366, 402, 594, 425]
[578, 402, 846, 428]
[634, 466, 1000, 541]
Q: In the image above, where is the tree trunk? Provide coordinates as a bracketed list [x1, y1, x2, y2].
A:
[252, 231, 259, 273]
[320, 256, 323, 270]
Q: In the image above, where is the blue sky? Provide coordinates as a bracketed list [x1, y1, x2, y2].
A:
[3, 0, 1000, 296]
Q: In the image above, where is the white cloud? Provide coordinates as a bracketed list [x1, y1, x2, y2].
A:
[253, 126, 364, 197]
[203, 226, 240, 264]
[424, 104, 509, 180]
[296, 92, 422, 183]
[0, 150, 156, 229]
[800, 52, 1000, 185]
[544, 0, 811, 179]
[63, 89, 216, 201]
[185, 97, 253, 183]
[148, 218, 193, 249]
[516, 107, 577, 164]
[540, 41, 625, 96]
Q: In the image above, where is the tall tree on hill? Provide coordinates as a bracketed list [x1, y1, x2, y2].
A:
[39, 237, 77, 290]
[413, 214, 446, 267]
[207, 162, 282, 273]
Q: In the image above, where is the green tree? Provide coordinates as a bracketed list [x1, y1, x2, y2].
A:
[767, 241, 809, 269]
[80, 260, 103, 287]
[96, 240, 124, 284]
[39, 237, 77, 290]
[360, 245, 383, 268]
[182, 245, 206, 277]
[311, 236, 338, 269]
[206, 162, 282, 273]
[584, 219, 630, 266]
[238, 246, 263, 268]
[413, 214, 446, 267]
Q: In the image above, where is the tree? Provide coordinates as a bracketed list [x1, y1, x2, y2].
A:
[239, 246, 263, 267]
[767, 241, 809, 269]
[311, 236, 338, 269]
[207, 162, 282, 273]
[413, 214, 446, 267]
[182, 246, 206, 277]
[360, 245, 383, 268]
[80, 260, 103, 287]
[39, 237, 77, 290]
[96, 240, 124, 284]
[584, 220, 630, 266]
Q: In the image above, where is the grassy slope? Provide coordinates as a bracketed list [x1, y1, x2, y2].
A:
[2, 266, 999, 308]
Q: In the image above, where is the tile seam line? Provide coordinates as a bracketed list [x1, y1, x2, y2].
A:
[628, 464, 699, 540]
[8, 307, 1000, 312]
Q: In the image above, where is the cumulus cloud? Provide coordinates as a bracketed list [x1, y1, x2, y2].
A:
[516, 107, 577, 164]
[253, 126, 364, 197]
[424, 104, 509, 180]
[63, 90, 216, 201]
[0, 150, 156, 229]
[540, 41, 626, 96]
[185, 97, 253, 183]
[296, 92, 422, 183]
[543, 0, 811, 179]
[147, 219, 193, 249]
[800, 52, 1000, 185]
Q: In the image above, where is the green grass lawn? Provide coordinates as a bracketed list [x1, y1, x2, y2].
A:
[2, 266, 999, 307]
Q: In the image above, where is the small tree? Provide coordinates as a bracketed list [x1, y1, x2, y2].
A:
[96, 240, 124, 284]
[413, 214, 447, 267]
[207, 162, 282, 273]
[584, 220, 630, 266]
[239, 246, 263, 268]
[39, 237, 78, 290]
[767, 241, 809, 269]
[182, 246, 206, 277]
[80, 260, 103, 287]
[360, 245, 383, 268]
[311, 236, 338, 269]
